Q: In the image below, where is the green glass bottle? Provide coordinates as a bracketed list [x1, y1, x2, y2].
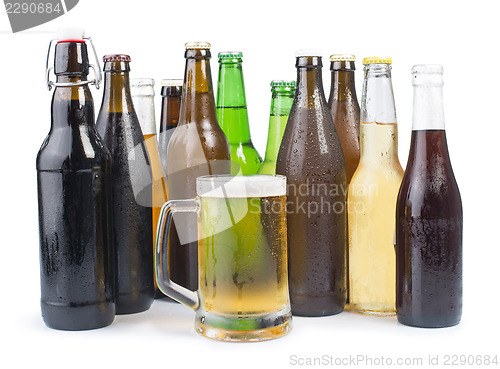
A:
[258, 80, 296, 174]
[216, 51, 262, 174]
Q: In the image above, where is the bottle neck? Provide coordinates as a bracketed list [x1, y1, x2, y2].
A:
[179, 52, 218, 126]
[101, 63, 134, 114]
[360, 64, 399, 163]
[295, 58, 327, 109]
[264, 90, 294, 161]
[216, 60, 251, 143]
[361, 64, 397, 124]
[412, 80, 445, 131]
[160, 94, 182, 132]
[329, 69, 357, 102]
[52, 74, 93, 129]
[131, 86, 156, 136]
[271, 89, 295, 116]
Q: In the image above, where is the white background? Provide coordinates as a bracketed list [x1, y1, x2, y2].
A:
[1, 1, 498, 368]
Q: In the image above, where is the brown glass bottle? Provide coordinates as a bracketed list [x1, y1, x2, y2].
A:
[276, 52, 347, 316]
[327, 54, 360, 183]
[327, 54, 360, 307]
[96, 55, 154, 314]
[158, 79, 182, 176]
[166, 43, 231, 291]
[37, 33, 114, 330]
[396, 65, 462, 328]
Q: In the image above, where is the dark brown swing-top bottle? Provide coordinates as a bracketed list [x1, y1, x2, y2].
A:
[37, 29, 115, 330]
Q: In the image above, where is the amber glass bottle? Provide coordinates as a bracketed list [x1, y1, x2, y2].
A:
[327, 54, 360, 306]
[158, 79, 182, 176]
[166, 42, 231, 291]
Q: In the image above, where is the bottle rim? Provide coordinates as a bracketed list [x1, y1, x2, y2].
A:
[130, 78, 155, 87]
[103, 54, 131, 62]
[295, 49, 323, 57]
[185, 42, 211, 50]
[329, 54, 355, 62]
[218, 51, 243, 59]
[411, 64, 444, 75]
[363, 56, 392, 65]
[270, 80, 296, 87]
[160, 79, 183, 87]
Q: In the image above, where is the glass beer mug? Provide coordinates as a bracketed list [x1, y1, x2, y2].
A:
[155, 175, 292, 341]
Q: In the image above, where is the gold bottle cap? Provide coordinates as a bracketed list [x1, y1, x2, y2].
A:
[160, 79, 183, 87]
[362, 57, 392, 65]
[329, 54, 356, 62]
[185, 42, 211, 50]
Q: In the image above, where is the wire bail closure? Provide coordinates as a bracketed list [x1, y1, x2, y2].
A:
[45, 36, 102, 91]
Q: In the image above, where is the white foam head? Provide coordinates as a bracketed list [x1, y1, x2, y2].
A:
[197, 175, 286, 198]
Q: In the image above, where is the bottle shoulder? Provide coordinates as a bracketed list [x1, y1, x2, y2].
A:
[166, 122, 230, 167]
[398, 159, 461, 214]
[37, 126, 111, 171]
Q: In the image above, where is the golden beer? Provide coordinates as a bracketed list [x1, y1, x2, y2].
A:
[199, 195, 288, 318]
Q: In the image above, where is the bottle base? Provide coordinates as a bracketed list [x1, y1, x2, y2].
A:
[116, 294, 154, 315]
[195, 307, 292, 342]
[397, 314, 461, 328]
[41, 301, 115, 331]
[290, 293, 345, 317]
[350, 305, 396, 317]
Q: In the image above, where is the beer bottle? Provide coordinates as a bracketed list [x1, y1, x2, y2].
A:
[130, 78, 168, 299]
[258, 80, 295, 175]
[158, 79, 182, 176]
[37, 28, 114, 330]
[216, 52, 262, 174]
[348, 57, 404, 316]
[327, 54, 361, 307]
[327, 54, 360, 183]
[276, 51, 347, 316]
[96, 55, 154, 314]
[166, 42, 231, 291]
[396, 65, 462, 328]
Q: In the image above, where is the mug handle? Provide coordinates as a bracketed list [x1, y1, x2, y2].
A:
[155, 198, 200, 310]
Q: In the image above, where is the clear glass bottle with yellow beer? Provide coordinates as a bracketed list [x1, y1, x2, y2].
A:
[348, 57, 404, 316]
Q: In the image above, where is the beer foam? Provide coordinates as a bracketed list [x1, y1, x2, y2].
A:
[197, 175, 286, 198]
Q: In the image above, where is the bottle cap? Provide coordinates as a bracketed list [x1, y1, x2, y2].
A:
[131, 78, 155, 87]
[185, 42, 211, 50]
[57, 27, 85, 43]
[218, 51, 243, 59]
[329, 54, 355, 62]
[270, 80, 296, 88]
[362, 57, 392, 65]
[160, 79, 183, 87]
[103, 54, 131, 62]
[411, 64, 443, 75]
[295, 49, 323, 57]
